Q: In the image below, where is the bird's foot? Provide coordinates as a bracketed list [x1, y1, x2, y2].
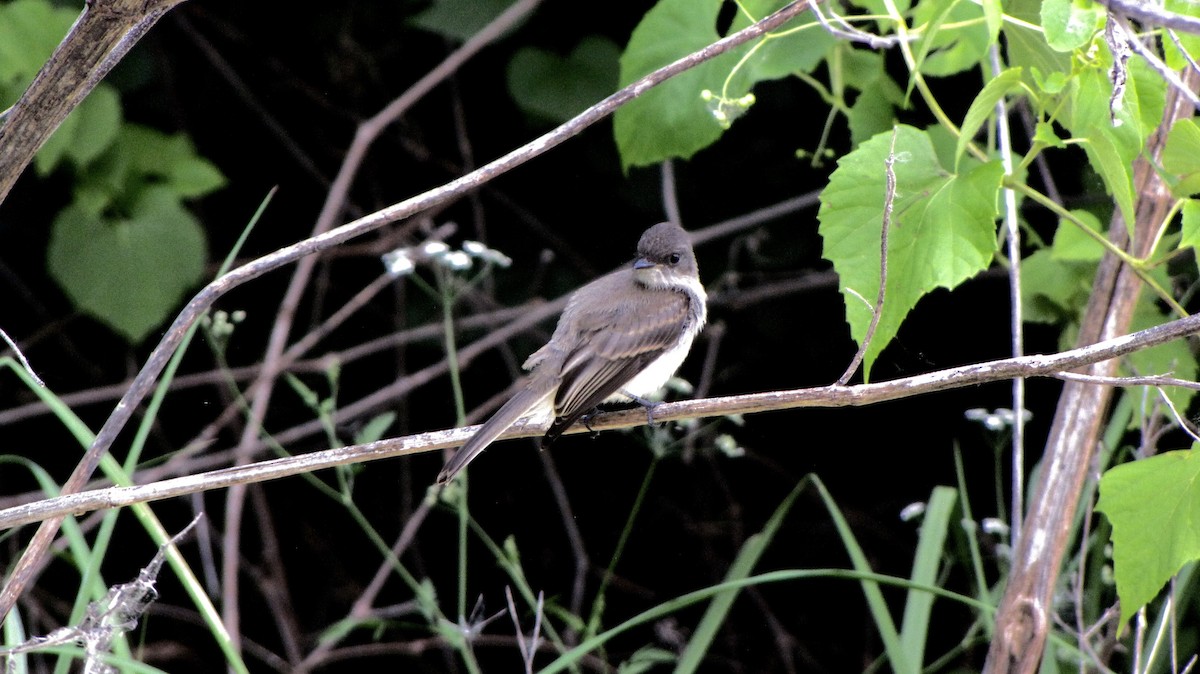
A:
[580, 409, 603, 439]
[621, 390, 662, 426]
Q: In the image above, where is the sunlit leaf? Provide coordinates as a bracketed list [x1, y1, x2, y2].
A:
[818, 125, 1002, 378]
[1097, 448, 1200, 627]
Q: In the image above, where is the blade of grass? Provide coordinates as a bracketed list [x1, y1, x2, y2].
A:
[2, 191, 274, 674]
[540, 568, 990, 674]
[953, 445, 993, 616]
[897, 485, 956, 671]
[673, 476, 809, 674]
[809, 475, 907, 673]
[0, 610, 28, 673]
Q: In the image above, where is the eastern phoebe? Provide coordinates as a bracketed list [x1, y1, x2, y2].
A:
[436, 222, 707, 484]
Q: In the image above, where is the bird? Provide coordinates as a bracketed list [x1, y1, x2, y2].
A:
[436, 222, 707, 484]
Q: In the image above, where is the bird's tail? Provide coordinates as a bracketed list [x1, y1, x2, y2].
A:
[436, 377, 556, 484]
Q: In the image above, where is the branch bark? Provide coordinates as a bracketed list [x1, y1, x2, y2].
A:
[4, 306, 1200, 532]
[0, 0, 186, 206]
[983, 66, 1200, 674]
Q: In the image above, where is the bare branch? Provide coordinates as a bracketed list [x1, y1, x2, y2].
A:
[0, 0, 187, 205]
[0, 326, 43, 387]
[5, 308, 1200, 532]
[807, 0, 909, 48]
[1097, 0, 1200, 35]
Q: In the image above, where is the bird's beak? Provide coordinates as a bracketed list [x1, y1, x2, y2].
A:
[633, 257, 656, 269]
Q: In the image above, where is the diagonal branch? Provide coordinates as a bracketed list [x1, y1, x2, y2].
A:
[1096, 0, 1200, 35]
[0, 0, 187, 205]
[0, 0, 813, 622]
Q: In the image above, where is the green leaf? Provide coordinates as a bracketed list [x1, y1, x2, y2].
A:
[842, 49, 904, 146]
[982, 0, 1002, 44]
[614, 0, 730, 168]
[1096, 448, 1200, 627]
[618, 646, 676, 673]
[81, 124, 227, 199]
[67, 84, 123, 166]
[1163, 119, 1200, 197]
[0, 0, 76, 88]
[355, 412, 397, 445]
[1041, 0, 1104, 52]
[1050, 209, 1105, 261]
[506, 36, 620, 123]
[843, 50, 903, 145]
[47, 187, 208, 343]
[848, 0, 910, 17]
[848, 90, 897, 148]
[166, 152, 227, 198]
[613, 0, 831, 169]
[1033, 120, 1066, 148]
[1068, 66, 1140, 229]
[738, 7, 832, 81]
[407, 0, 522, 41]
[955, 67, 1023, 170]
[35, 83, 123, 174]
[818, 126, 1002, 378]
[1163, 0, 1200, 70]
[1019, 249, 1095, 324]
[810, 476, 906, 670]
[1130, 58, 1165, 143]
[1003, 0, 1071, 93]
[1182, 200, 1200, 252]
[911, 0, 991, 77]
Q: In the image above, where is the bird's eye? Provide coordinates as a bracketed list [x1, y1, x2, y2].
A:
[667, 253, 682, 265]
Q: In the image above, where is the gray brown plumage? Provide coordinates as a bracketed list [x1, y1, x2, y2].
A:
[436, 222, 706, 484]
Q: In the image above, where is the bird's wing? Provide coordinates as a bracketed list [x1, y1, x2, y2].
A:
[542, 290, 689, 445]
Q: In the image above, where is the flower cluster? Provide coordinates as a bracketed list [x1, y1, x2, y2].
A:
[381, 239, 513, 278]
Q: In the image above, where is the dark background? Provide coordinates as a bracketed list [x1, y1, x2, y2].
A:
[0, 1, 1073, 671]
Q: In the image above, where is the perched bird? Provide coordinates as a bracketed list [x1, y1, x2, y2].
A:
[436, 222, 707, 484]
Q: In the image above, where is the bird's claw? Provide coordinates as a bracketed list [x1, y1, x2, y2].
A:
[621, 390, 662, 426]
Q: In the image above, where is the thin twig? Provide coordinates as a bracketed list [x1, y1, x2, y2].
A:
[0, 303, 534, 426]
[1112, 16, 1200, 111]
[1050, 371, 1200, 391]
[991, 43, 1026, 541]
[1155, 387, 1200, 444]
[538, 451, 589, 639]
[837, 127, 897, 385]
[294, 496, 437, 672]
[683, 320, 725, 461]
[661, 159, 681, 227]
[1097, 0, 1200, 35]
[0, 326, 43, 387]
[1167, 29, 1200, 79]
[807, 0, 907, 48]
[691, 191, 821, 245]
